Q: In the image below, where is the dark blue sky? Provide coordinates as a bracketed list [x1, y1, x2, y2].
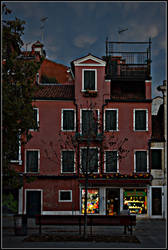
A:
[3, 1, 166, 97]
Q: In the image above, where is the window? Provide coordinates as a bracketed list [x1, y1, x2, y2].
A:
[82, 69, 97, 91]
[81, 110, 98, 136]
[30, 108, 39, 130]
[135, 151, 148, 172]
[105, 109, 118, 131]
[61, 151, 75, 173]
[26, 150, 39, 172]
[10, 131, 22, 164]
[105, 151, 118, 172]
[134, 109, 148, 131]
[59, 190, 72, 202]
[151, 149, 162, 170]
[81, 148, 99, 173]
[62, 109, 75, 131]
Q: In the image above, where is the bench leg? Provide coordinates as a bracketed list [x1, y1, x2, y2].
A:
[124, 225, 127, 234]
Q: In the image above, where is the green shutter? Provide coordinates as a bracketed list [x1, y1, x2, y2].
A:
[26, 151, 38, 172]
[136, 151, 147, 172]
[106, 151, 117, 172]
[63, 110, 74, 130]
[151, 149, 162, 169]
[62, 151, 74, 172]
[135, 110, 146, 130]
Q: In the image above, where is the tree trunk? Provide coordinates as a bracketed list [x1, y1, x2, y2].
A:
[83, 145, 89, 238]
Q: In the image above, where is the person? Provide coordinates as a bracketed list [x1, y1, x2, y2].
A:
[120, 204, 130, 215]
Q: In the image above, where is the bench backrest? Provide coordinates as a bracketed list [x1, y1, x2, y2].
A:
[36, 215, 136, 226]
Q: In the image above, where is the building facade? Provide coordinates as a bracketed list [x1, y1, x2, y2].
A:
[12, 40, 165, 218]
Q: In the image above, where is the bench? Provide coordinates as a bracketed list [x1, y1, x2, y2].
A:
[35, 215, 136, 235]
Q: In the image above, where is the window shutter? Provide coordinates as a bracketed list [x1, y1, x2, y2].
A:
[63, 110, 74, 130]
[135, 110, 146, 130]
[84, 71, 95, 90]
[151, 149, 162, 169]
[136, 151, 147, 172]
[62, 151, 74, 172]
[33, 109, 38, 129]
[106, 151, 117, 172]
[82, 110, 97, 136]
[105, 110, 117, 131]
[81, 148, 98, 173]
[26, 151, 38, 172]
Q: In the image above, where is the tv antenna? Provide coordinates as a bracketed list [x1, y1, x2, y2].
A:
[40, 17, 48, 42]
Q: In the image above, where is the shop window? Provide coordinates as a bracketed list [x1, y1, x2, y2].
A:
[105, 151, 118, 172]
[151, 149, 162, 170]
[26, 190, 41, 217]
[135, 151, 147, 172]
[61, 151, 75, 173]
[105, 109, 118, 131]
[59, 190, 72, 202]
[83, 70, 96, 91]
[123, 189, 147, 215]
[81, 189, 99, 214]
[134, 109, 148, 131]
[62, 109, 75, 131]
[106, 188, 120, 215]
[26, 150, 39, 172]
[81, 110, 98, 136]
[81, 148, 98, 173]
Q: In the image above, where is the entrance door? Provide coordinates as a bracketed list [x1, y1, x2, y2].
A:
[106, 188, 120, 215]
[152, 187, 162, 216]
[26, 191, 41, 217]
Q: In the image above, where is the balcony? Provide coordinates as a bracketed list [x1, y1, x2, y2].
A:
[75, 132, 104, 143]
[104, 39, 152, 81]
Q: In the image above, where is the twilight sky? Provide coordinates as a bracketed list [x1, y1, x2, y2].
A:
[2, 1, 167, 97]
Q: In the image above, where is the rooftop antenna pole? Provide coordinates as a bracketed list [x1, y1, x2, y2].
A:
[118, 28, 128, 54]
[40, 17, 48, 43]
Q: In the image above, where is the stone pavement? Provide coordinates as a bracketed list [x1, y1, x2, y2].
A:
[2, 215, 167, 249]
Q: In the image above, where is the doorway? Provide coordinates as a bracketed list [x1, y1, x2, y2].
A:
[106, 188, 120, 215]
[152, 187, 162, 216]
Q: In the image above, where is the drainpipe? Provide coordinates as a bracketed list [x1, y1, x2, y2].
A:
[157, 80, 167, 219]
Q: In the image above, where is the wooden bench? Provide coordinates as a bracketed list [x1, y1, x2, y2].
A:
[35, 215, 136, 235]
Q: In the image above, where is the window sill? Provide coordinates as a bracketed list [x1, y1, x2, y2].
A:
[10, 160, 22, 165]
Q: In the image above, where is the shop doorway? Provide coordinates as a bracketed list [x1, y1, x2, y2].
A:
[106, 188, 120, 215]
[152, 187, 162, 216]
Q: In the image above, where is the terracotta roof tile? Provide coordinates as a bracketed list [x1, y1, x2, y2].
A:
[34, 84, 74, 99]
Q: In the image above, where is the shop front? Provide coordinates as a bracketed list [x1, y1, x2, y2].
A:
[80, 186, 149, 216]
[123, 188, 147, 215]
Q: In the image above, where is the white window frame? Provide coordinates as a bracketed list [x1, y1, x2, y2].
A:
[133, 109, 148, 131]
[24, 189, 43, 215]
[104, 150, 119, 173]
[59, 190, 72, 202]
[80, 147, 100, 174]
[61, 150, 76, 173]
[104, 108, 119, 131]
[82, 69, 97, 92]
[25, 149, 40, 173]
[29, 107, 39, 131]
[10, 132, 22, 165]
[61, 109, 76, 132]
[134, 150, 149, 173]
[80, 108, 100, 135]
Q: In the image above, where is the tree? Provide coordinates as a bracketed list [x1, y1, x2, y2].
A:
[42, 101, 129, 238]
[2, 4, 43, 211]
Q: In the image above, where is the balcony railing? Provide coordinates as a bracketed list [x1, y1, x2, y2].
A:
[104, 39, 152, 80]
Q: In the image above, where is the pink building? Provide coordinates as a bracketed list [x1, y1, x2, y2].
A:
[15, 39, 161, 218]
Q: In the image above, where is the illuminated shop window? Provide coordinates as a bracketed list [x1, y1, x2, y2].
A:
[123, 189, 147, 215]
[81, 189, 99, 214]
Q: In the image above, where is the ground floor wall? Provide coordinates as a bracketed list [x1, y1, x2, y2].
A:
[19, 178, 165, 218]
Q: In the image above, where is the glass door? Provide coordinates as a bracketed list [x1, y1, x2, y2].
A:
[106, 188, 120, 215]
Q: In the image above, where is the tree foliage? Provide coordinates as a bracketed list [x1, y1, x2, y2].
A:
[2, 4, 43, 189]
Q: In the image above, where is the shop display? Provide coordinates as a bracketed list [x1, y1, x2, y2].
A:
[81, 189, 99, 214]
[123, 189, 147, 215]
